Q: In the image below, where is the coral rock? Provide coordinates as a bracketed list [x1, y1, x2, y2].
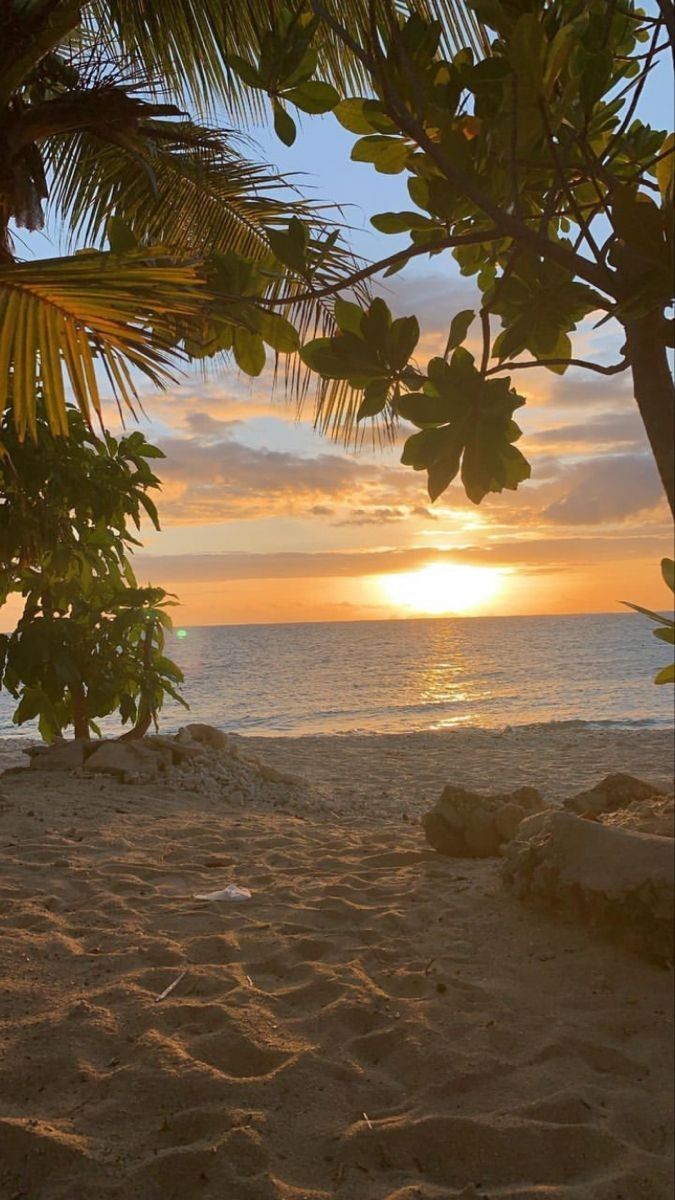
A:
[179, 723, 236, 753]
[563, 773, 662, 817]
[84, 741, 170, 780]
[26, 739, 89, 771]
[423, 784, 546, 858]
[502, 810, 674, 963]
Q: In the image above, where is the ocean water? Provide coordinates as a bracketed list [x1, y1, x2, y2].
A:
[1, 613, 672, 739]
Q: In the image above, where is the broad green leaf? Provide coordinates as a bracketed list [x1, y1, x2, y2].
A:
[371, 211, 433, 234]
[351, 135, 411, 175]
[662, 558, 675, 593]
[257, 310, 299, 353]
[233, 327, 266, 375]
[334, 298, 364, 336]
[107, 216, 138, 254]
[300, 337, 350, 378]
[446, 309, 475, 352]
[226, 54, 261, 89]
[395, 393, 448, 427]
[387, 316, 420, 371]
[357, 382, 389, 420]
[655, 134, 674, 202]
[510, 13, 547, 87]
[655, 664, 675, 685]
[273, 99, 297, 146]
[284, 80, 339, 114]
[333, 99, 397, 135]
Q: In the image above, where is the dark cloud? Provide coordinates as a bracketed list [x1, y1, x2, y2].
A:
[135, 534, 672, 584]
[531, 410, 646, 452]
[155, 433, 379, 520]
[544, 454, 665, 524]
[182, 412, 242, 440]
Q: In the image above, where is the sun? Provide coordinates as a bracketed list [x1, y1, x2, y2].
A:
[376, 561, 507, 616]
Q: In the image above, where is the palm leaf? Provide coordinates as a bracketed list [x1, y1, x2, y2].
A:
[86, 0, 486, 116]
[0, 249, 212, 437]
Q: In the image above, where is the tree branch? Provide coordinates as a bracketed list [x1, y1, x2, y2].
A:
[486, 357, 630, 377]
[268, 226, 506, 305]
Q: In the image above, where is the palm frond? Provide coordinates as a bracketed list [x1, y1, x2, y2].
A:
[42, 116, 372, 428]
[0, 250, 210, 437]
[86, 0, 486, 117]
[45, 123, 312, 258]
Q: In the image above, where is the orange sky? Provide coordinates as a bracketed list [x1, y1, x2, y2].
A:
[103, 295, 667, 628]
[102, 265, 671, 627]
[1, 270, 671, 631]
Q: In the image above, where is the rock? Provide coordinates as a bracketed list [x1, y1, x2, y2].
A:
[179, 723, 236, 754]
[502, 810, 674, 963]
[564, 773, 661, 817]
[145, 734, 206, 764]
[494, 802, 528, 841]
[601, 795, 674, 838]
[423, 784, 546, 857]
[27, 740, 89, 771]
[84, 741, 170, 780]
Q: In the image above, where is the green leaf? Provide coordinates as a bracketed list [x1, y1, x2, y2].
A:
[334, 298, 364, 336]
[257, 310, 299, 353]
[351, 135, 410, 175]
[395, 393, 448, 427]
[300, 337, 350, 378]
[233, 328, 266, 376]
[273, 99, 297, 146]
[107, 216, 137, 255]
[226, 54, 262, 89]
[655, 664, 675, 685]
[446, 309, 475, 352]
[333, 99, 397, 134]
[661, 558, 675, 594]
[357, 380, 389, 420]
[371, 211, 432, 234]
[655, 134, 674, 203]
[266, 226, 307, 273]
[387, 316, 419, 371]
[510, 13, 547, 86]
[284, 80, 339, 114]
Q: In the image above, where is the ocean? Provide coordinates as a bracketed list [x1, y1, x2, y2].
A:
[1, 613, 672, 740]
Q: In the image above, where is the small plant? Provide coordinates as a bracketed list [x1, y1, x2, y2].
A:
[624, 559, 675, 685]
[0, 406, 187, 740]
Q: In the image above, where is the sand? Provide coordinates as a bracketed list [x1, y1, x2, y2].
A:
[0, 725, 673, 1200]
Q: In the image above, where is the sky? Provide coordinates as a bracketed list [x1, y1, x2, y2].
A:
[8, 19, 674, 628]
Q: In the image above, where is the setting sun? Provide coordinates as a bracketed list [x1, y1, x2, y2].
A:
[375, 562, 509, 616]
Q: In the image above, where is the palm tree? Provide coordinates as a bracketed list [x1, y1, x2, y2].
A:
[0, 0, 484, 440]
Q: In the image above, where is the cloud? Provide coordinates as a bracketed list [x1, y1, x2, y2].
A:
[544, 454, 665, 524]
[529, 410, 646, 454]
[135, 533, 672, 584]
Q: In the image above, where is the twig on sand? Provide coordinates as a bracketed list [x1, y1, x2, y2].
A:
[362, 1112, 373, 1129]
[154, 970, 187, 1002]
[424, 958, 435, 976]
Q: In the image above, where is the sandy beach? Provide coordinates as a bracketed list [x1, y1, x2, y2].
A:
[0, 725, 673, 1200]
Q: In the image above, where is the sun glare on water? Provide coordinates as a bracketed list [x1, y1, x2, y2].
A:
[377, 562, 507, 616]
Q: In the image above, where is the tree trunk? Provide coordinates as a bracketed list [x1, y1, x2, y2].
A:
[625, 315, 675, 520]
[118, 619, 155, 742]
[71, 682, 89, 740]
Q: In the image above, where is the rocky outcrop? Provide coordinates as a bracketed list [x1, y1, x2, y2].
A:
[26, 739, 90, 771]
[84, 740, 173, 779]
[502, 810, 674, 963]
[17, 725, 314, 813]
[601, 795, 674, 838]
[563, 773, 663, 817]
[423, 784, 547, 857]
